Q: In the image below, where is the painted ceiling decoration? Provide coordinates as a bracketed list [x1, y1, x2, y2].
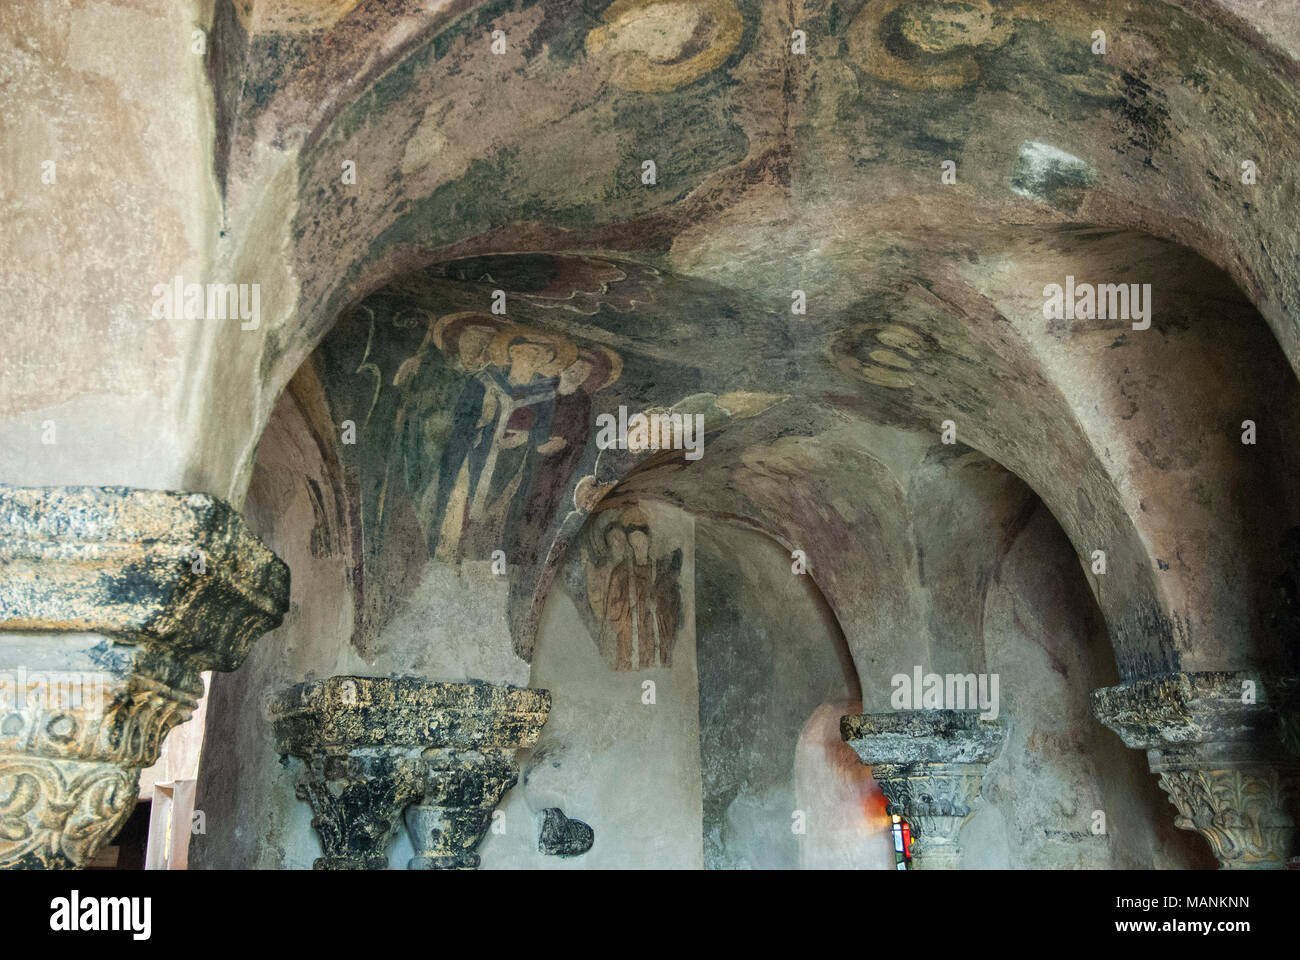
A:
[585, 0, 745, 92]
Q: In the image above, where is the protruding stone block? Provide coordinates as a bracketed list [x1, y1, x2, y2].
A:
[538, 807, 594, 857]
[270, 676, 550, 870]
[841, 709, 1005, 868]
[1093, 671, 1300, 869]
[0, 485, 289, 869]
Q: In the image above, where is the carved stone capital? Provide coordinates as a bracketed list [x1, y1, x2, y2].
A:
[293, 752, 424, 870]
[841, 710, 1005, 868]
[0, 485, 290, 869]
[405, 749, 520, 870]
[1093, 671, 1300, 869]
[0, 757, 138, 869]
[0, 485, 290, 669]
[270, 677, 550, 870]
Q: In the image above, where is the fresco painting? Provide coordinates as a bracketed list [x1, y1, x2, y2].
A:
[317, 253, 724, 657]
[582, 505, 684, 671]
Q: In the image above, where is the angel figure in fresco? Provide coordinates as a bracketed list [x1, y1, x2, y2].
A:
[391, 311, 500, 557]
[585, 507, 682, 670]
[373, 307, 462, 546]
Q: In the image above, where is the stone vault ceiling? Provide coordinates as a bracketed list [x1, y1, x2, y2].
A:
[190, 0, 1300, 681]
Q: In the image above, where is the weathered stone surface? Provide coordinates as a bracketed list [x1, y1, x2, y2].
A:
[842, 710, 1006, 868]
[0, 757, 138, 870]
[841, 709, 1006, 765]
[270, 676, 550, 869]
[538, 807, 594, 858]
[1092, 671, 1297, 750]
[270, 676, 551, 754]
[405, 749, 520, 870]
[0, 484, 290, 671]
[1094, 671, 1300, 869]
[1155, 758, 1297, 870]
[872, 762, 989, 869]
[0, 485, 289, 869]
[294, 752, 423, 871]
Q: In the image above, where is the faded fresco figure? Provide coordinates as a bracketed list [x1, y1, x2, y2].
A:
[585, 507, 682, 670]
[653, 547, 683, 666]
[510, 345, 621, 564]
[419, 316, 577, 563]
[404, 313, 621, 568]
[453, 327, 571, 562]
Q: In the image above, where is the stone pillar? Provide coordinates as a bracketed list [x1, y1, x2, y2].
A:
[841, 710, 1006, 869]
[270, 676, 550, 870]
[1093, 670, 1299, 870]
[0, 485, 289, 869]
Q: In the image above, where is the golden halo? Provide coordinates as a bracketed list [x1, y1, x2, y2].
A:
[486, 324, 580, 378]
[433, 312, 503, 355]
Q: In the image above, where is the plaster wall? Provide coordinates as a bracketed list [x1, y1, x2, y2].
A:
[0, 0, 222, 491]
[962, 503, 1214, 869]
[192, 380, 529, 869]
[482, 501, 703, 869]
[693, 519, 885, 869]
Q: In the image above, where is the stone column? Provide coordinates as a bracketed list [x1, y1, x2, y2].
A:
[0, 485, 289, 869]
[841, 710, 1006, 869]
[270, 676, 550, 870]
[1093, 670, 1299, 869]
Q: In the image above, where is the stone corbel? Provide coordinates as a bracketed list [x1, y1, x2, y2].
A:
[0, 485, 290, 869]
[270, 676, 550, 870]
[1093, 670, 1300, 869]
[841, 709, 1006, 869]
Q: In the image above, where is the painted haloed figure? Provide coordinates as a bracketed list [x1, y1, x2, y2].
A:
[588, 507, 681, 670]
[421, 318, 576, 563]
[453, 333, 564, 562]
[510, 346, 621, 564]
